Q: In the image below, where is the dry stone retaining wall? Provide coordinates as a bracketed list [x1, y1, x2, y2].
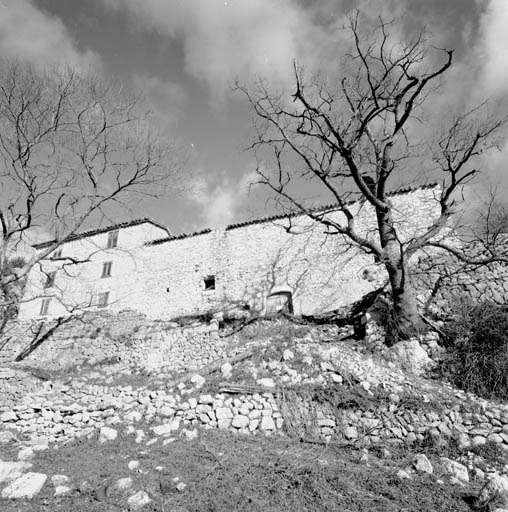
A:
[0, 312, 224, 372]
[1, 377, 508, 450]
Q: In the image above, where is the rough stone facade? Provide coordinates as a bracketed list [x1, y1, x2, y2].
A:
[18, 185, 442, 321]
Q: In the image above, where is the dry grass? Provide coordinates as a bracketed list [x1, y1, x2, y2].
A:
[0, 429, 476, 512]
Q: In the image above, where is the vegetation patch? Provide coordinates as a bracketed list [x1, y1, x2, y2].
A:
[0, 429, 475, 512]
[440, 300, 508, 400]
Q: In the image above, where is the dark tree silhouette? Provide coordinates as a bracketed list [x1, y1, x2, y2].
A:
[237, 13, 506, 341]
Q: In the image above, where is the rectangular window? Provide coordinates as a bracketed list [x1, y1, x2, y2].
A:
[97, 291, 110, 308]
[107, 230, 119, 249]
[51, 248, 62, 259]
[204, 276, 216, 291]
[44, 271, 56, 288]
[101, 261, 112, 278]
[39, 298, 51, 316]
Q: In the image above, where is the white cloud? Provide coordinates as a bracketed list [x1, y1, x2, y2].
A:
[101, 0, 331, 104]
[476, 0, 508, 100]
[188, 170, 258, 228]
[131, 74, 188, 131]
[0, 0, 99, 69]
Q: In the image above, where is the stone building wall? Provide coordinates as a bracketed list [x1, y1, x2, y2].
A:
[18, 185, 442, 321]
[18, 221, 168, 320]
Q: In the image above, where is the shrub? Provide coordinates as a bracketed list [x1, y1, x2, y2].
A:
[440, 300, 508, 399]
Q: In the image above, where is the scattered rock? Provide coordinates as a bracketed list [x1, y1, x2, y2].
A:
[17, 447, 35, 461]
[184, 429, 198, 440]
[51, 474, 70, 486]
[440, 457, 469, 484]
[413, 454, 433, 475]
[1, 472, 47, 499]
[54, 485, 72, 496]
[257, 378, 276, 388]
[128, 460, 140, 471]
[476, 474, 508, 509]
[221, 363, 233, 379]
[282, 349, 294, 361]
[344, 426, 359, 440]
[0, 460, 32, 485]
[114, 477, 133, 491]
[127, 490, 151, 510]
[190, 374, 206, 388]
[386, 340, 435, 375]
[397, 469, 412, 480]
[99, 427, 118, 443]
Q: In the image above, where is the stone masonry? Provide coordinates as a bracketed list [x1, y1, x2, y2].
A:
[18, 185, 442, 321]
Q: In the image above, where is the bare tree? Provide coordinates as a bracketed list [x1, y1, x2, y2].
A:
[0, 61, 182, 328]
[237, 13, 507, 341]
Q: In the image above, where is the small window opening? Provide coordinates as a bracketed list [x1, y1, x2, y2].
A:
[51, 248, 62, 259]
[39, 298, 51, 316]
[204, 276, 216, 291]
[107, 230, 119, 249]
[102, 261, 112, 278]
[98, 291, 110, 308]
[44, 271, 56, 288]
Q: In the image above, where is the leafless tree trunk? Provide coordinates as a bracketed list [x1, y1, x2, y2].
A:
[237, 12, 506, 342]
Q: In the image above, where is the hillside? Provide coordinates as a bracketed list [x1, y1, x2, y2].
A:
[1, 316, 508, 511]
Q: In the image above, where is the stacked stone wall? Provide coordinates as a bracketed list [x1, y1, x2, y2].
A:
[413, 252, 508, 314]
[0, 312, 224, 372]
[1, 373, 508, 450]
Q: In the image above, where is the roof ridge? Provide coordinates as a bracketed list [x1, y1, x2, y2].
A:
[145, 182, 440, 246]
[33, 217, 169, 249]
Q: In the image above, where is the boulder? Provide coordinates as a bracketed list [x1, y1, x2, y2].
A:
[476, 474, 508, 510]
[114, 477, 133, 491]
[127, 490, 151, 510]
[51, 474, 70, 486]
[99, 427, 118, 443]
[1, 472, 47, 499]
[344, 426, 359, 440]
[221, 363, 233, 379]
[190, 374, 206, 388]
[17, 447, 34, 461]
[440, 457, 469, 484]
[386, 340, 435, 375]
[412, 454, 433, 474]
[54, 485, 72, 496]
[257, 378, 276, 388]
[0, 460, 32, 484]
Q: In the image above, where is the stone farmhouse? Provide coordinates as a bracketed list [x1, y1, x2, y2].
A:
[18, 184, 441, 321]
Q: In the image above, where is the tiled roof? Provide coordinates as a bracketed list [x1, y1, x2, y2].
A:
[146, 228, 212, 246]
[224, 183, 439, 231]
[33, 218, 169, 249]
[146, 182, 440, 245]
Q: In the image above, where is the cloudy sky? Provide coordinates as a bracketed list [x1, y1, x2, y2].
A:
[1, 0, 507, 234]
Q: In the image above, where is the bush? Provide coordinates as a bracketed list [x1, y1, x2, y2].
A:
[440, 300, 508, 399]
